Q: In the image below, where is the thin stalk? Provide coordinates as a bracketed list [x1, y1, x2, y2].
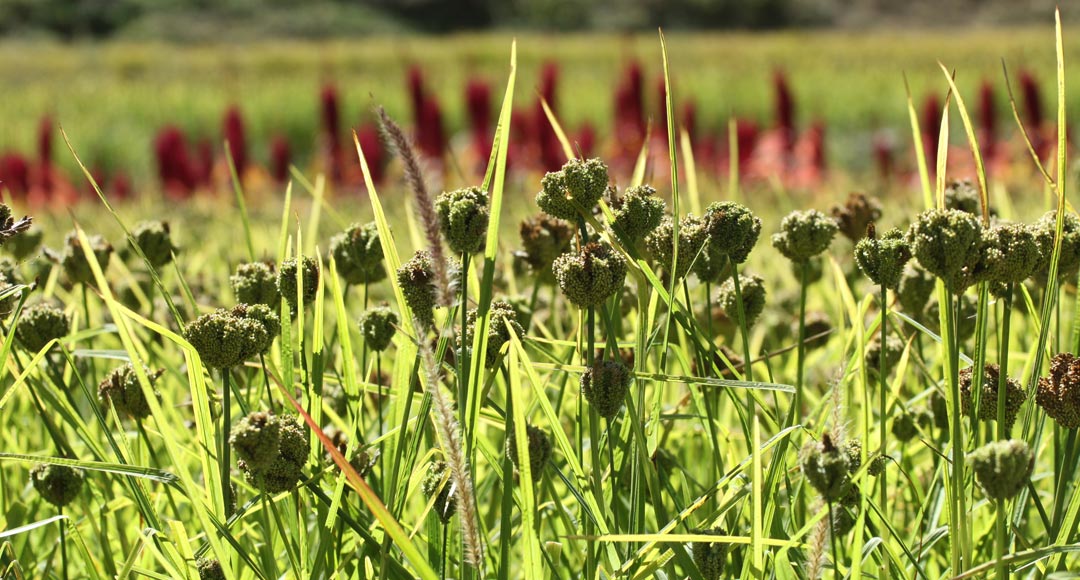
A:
[222, 369, 232, 515]
[996, 285, 1012, 441]
[459, 254, 471, 427]
[60, 505, 68, 580]
[878, 282, 890, 563]
[795, 262, 809, 417]
[995, 500, 1007, 579]
[944, 287, 968, 573]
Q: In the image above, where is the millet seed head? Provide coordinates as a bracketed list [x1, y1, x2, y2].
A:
[1037, 352, 1080, 429]
[231, 261, 280, 307]
[892, 410, 922, 443]
[422, 459, 457, 523]
[358, 304, 398, 352]
[552, 242, 627, 308]
[462, 299, 524, 369]
[195, 558, 225, 580]
[435, 186, 490, 255]
[865, 335, 904, 380]
[6, 226, 42, 261]
[831, 192, 883, 242]
[644, 215, 709, 283]
[716, 274, 766, 329]
[969, 439, 1034, 501]
[581, 359, 633, 419]
[30, 463, 84, 508]
[519, 214, 575, 283]
[944, 178, 985, 216]
[536, 158, 609, 220]
[98, 363, 163, 421]
[16, 303, 69, 353]
[980, 222, 1040, 285]
[330, 222, 387, 285]
[1033, 211, 1080, 284]
[906, 208, 984, 291]
[397, 250, 438, 329]
[184, 308, 269, 369]
[129, 220, 177, 269]
[57, 231, 112, 285]
[230, 303, 280, 355]
[854, 225, 911, 289]
[702, 200, 762, 265]
[505, 424, 552, 483]
[690, 527, 729, 580]
[230, 412, 307, 494]
[771, 209, 838, 262]
[799, 434, 853, 503]
[897, 263, 936, 321]
[959, 363, 1025, 432]
[611, 184, 666, 247]
[277, 256, 320, 310]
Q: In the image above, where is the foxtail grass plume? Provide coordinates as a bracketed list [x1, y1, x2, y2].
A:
[969, 439, 1034, 501]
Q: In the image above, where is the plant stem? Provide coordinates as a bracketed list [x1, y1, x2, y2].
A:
[222, 369, 232, 515]
[459, 253, 470, 428]
[795, 261, 809, 417]
[60, 505, 68, 580]
[995, 500, 1007, 579]
[996, 284, 1012, 441]
[878, 282, 890, 569]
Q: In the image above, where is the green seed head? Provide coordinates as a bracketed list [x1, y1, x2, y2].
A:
[130, 220, 177, 269]
[865, 335, 904, 380]
[907, 208, 984, 291]
[1037, 352, 1080, 429]
[358, 304, 398, 352]
[702, 201, 762, 265]
[944, 178, 984, 216]
[831, 192, 883, 242]
[58, 231, 112, 285]
[7, 227, 42, 261]
[231, 262, 280, 307]
[397, 250, 438, 329]
[184, 308, 268, 369]
[842, 439, 862, 474]
[323, 425, 377, 478]
[330, 222, 387, 285]
[505, 424, 552, 483]
[519, 214, 575, 283]
[831, 501, 859, 536]
[0, 273, 16, 317]
[580, 359, 633, 419]
[422, 459, 457, 523]
[897, 263, 936, 321]
[1033, 211, 1080, 283]
[854, 224, 911, 289]
[799, 434, 853, 502]
[690, 527, 728, 580]
[195, 558, 225, 580]
[230, 412, 307, 494]
[463, 300, 524, 369]
[231, 303, 280, 355]
[16, 303, 69, 353]
[436, 186, 490, 255]
[644, 215, 709, 283]
[277, 256, 320, 310]
[611, 184, 666, 247]
[980, 222, 1040, 285]
[969, 439, 1034, 501]
[771, 209, 838, 262]
[98, 363, 163, 421]
[959, 363, 1025, 432]
[891, 410, 921, 443]
[536, 158, 609, 220]
[30, 463, 84, 508]
[553, 242, 627, 308]
[716, 274, 766, 329]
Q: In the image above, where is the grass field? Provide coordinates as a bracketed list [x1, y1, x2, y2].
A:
[1, 27, 1079, 182]
[1, 18, 1080, 580]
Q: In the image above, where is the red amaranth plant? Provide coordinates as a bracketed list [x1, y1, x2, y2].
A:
[773, 69, 795, 155]
[614, 60, 646, 152]
[269, 135, 291, 184]
[321, 83, 344, 181]
[193, 139, 213, 189]
[465, 76, 492, 163]
[921, 93, 942, 169]
[154, 126, 196, 198]
[356, 123, 386, 185]
[0, 153, 29, 197]
[223, 105, 248, 177]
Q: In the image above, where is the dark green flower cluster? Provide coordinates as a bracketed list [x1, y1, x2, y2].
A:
[944, 179, 984, 215]
[831, 488, 862, 536]
[0, 273, 16, 317]
[644, 215, 709, 283]
[981, 222, 1040, 286]
[854, 225, 911, 289]
[330, 222, 387, 285]
[0, 203, 31, 246]
[505, 424, 552, 483]
[323, 425, 377, 478]
[536, 158, 609, 220]
[7, 227, 42, 261]
[1033, 211, 1080, 283]
[397, 250, 438, 329]
[716, 274, 766, 329]
[30, 463, 84, 508]
[891, 409, 929, 443]
[799, 434, 856, 502]
[1036, 352, 1080, 429]
[57, 231, 113, 285]
[229, 411, 308, 494]
[907, 208, 984, 291]
[231, 262, 280, 307]
[959, 363, 1025, 431]
[802, 311, 833, 351]
[771, 209, 838, 262]
[865, 335, 904, 380]
[518, 214, 575, 283]
[16, 303, 69, 353]
[553, 242, 627, 308]
[702, 201, 761, 265]
[581, 359, 632, 419]
[130, 220, 177, 269]
[184, 304, 279, 369]
[436, 186, 490, 255]
[690, 527, 728, 580]
[277, 256, 320, 311]
[463, 300, 524, 369]
[422, 459, 456, 523]
[926, 293, 978, 340]
[358, 304, 398, 352]
[969, 439, 1034, 501]
[831, 192, 882, 242]
[897, 263, 936, 321]
[195, 558, 225, 580]
[611, 185, 665, 247]
[98, 363, 163, 421]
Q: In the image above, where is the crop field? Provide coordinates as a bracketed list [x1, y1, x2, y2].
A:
[2, 16, 1080, 580]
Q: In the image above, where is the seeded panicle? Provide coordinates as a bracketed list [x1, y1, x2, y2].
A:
[610, 184, 665, 247]
[969, 439, 1034, 501]
[505, 423, 552, 483]
[0, 203, 32, 246]
[580, 359, 633, 419]
[435, 186, 490, 255]
[772, 209, 837, 262]
[1037, 352, 1080, 428]
[959, 363, 1025, 431]
[277, 256, 320, 311]
[129, 220, 178, 269]
[30, 463, 84, 508]
[906, 208, 983, 291]
[397, 250, 438, 331]
[518, 214, 575, 283]
[378, 107, 451, 306]
[716, 273, 766, 329]
[358, 304, 398, 352]
[330, 222, 387, 285]
[231, 261, 280, 306]
[536, 158, 609, 220]
[831, 192, 882, 242]
[690, 527, 728, 580]
[854, 224, 911, 289]
[229, 411, 307, 494]
[553, 242, 627, 308]
[98, 363, 164, 421]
